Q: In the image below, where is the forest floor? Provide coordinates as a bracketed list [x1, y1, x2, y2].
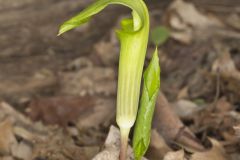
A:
[0, 0, 240, 159]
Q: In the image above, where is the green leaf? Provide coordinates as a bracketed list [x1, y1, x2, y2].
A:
[150, 26, 170, 46]
[58, 0, 148, 35]
[133, 48, 160, 159]
[134, 139, 146, 160]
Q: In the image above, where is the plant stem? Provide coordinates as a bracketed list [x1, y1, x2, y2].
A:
[119, 127, 130, 160]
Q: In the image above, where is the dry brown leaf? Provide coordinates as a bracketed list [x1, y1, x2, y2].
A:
[0, 119, 17, 155]
[28, 96, 95, 126]
[211, 51, 240, 99]
[231, 153, 240, 160]
[147, 129, 172, 160]
[94, 40, 118, 66]
[172, 100, 201, 118]
[93, 126, 148, 160]
[154, 93, 205, 152]
[169, 0, 223, 28]
[226, 14, 240, 30]
[0, 99, 103, 160]
[212, 51, 240, 80]
[233, 125, 240, 138]
[191, 139, 229, 160]
[0, 102, 48, 140]
[0, 102, 32, 125]
[32, 128, 91, 160]
[177, 87, 189, 100]
[163, 150, 185, 160]
[28, 96, 115, 129]
[66, 57, 93, 71]
[2, 156, 14, 160]
[150, 130, 171, 152]
[166, 0, 224, 43]
[11, 142, 32, 160]
[0, 69, 56, 96]
[170, 30, 192, 44]
[215, 97, 233, 113]
[59, 67, 116, 96]
[154, 92, 185, 141]
[76, 98, 115, 129]
[13, 126, 34, 142]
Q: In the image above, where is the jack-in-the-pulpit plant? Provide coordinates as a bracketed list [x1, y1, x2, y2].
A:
[58, 0, 150, 159]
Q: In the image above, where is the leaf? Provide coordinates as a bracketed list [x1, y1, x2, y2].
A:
[150, 26, 170, 46]
[58, 0, 148, 35]
[163, 150, 185, 160]
[191, 138, 228, 160]
[133, 48, 160, 160]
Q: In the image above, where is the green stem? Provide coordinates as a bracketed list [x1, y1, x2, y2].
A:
[119, 127, 130, 160]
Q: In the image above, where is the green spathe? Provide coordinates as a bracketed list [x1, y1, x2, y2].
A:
[59, 0, 149, 129]
[133, 48, 160, 160]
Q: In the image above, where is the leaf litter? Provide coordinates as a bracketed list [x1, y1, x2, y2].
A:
[0, 0, 240, 159]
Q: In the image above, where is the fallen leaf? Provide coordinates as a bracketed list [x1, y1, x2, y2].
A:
[0, 119, 17, 155]
[146, 129, 171, 160]
[177, 87, 189, 100]
[59, 67, 116, 96]
[0, 102, 104, 160]
[191, 139, 229, 160]
[76, 97, 115, 129]
[154, 92, 185, 141]
[0, 102, 32, 125]
[93, 126, 148, 160]
[233, 125, 240, 138]
[2, 156, 14, 160]
[172, 99, 202, 118]
[13, 126, 34, 142]
[94, 40, 119, 66]
[28, 96, 115, 129]
[215, 97, 233, 113]
[0, 102, 48, 140]
[65, 57, 93, 71]
[211, 50, 240, 99]
[212, 51, 240, 80]
[28, 96, 95, 126]
[231, 153, 240, 160]
[226, 14, 240, 30]
[0, 69, 56, 99]
[32, 128, 90, 160]
[165, 0, 224, 43]
[154, 92, 205, 152]
[169, 30, 192, 44]
[169, 0, 223, 28]
[163, 150, 185, 160]
[11, 141, 32, 160]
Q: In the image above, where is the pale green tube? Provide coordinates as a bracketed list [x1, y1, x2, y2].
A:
[116, 8, 149, 130]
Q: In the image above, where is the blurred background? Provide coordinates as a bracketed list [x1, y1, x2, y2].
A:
[0, 0, 240, 160]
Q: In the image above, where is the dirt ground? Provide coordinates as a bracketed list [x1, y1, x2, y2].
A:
[0, 0, 240, 160]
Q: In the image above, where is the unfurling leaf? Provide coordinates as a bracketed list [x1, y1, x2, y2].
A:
[133, 48, 160, 160]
